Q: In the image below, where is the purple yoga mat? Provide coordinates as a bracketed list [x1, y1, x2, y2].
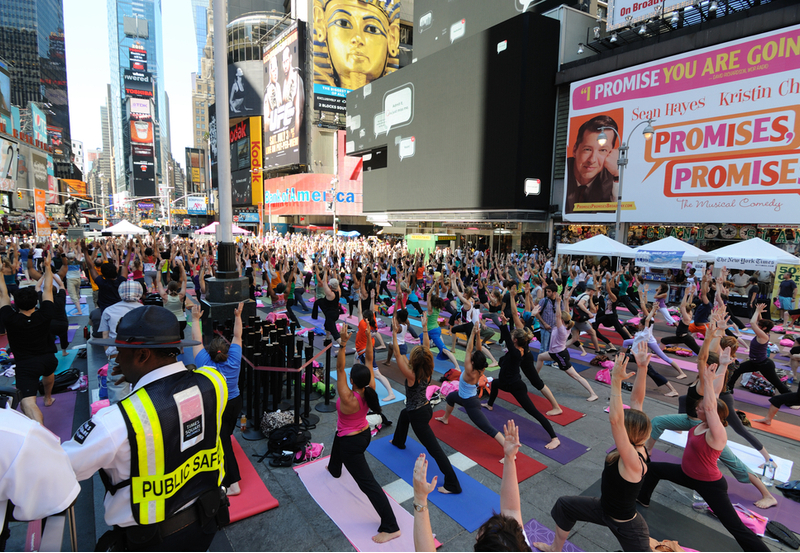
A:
[526, 518, 583, 552]
[468, 403, 589, 464]
[65, 296, 87, 305]
[32, 390, 77, 443]
[733, 388, 800, 418]
[54, 325, 79, 344]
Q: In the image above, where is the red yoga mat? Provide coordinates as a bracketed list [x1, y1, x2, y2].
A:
[497, 390, 585, 426]
[742, 411, 800, 442]
[227, 436, 280, 523]
[431, 410, 546, 482]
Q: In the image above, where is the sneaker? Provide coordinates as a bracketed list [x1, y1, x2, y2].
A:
[692, 502, 709, 513]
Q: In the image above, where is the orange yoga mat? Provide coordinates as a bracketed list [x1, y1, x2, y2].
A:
[743, 411, 800, 442]
[496, 390, 586, 426]
[431, 410, 546, 482]
[227, 435, 280, 523]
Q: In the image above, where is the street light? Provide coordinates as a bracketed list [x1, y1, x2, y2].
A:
[596, 118, 655, 244]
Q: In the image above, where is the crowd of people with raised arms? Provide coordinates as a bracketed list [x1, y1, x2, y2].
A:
[1, 228, 797, 551]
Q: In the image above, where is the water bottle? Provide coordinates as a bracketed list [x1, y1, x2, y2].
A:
[240, 415, 247, 432]
[761, 458, 777, 487]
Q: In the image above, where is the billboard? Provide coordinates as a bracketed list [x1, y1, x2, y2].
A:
[187, 196, 207, 215]
[62, 178, 88, 198]
[208, 103, 218, 188]
[30, 103, 48, 143]
[0, 138, 18, 192]
[228, 61, 263, 119]
[123, 69, 153, 98]
[250, 116, 263, 203]
[230, 119, 251, 206]
[263, 23, 305, 168]
[130, 120, 154, 143]
[607, 0, 688, 32]
[34, 188, 50, 236]
[32, 153, 48, 191]
[46, 154, 57, 203]
[129, 47, 147, 71]
[565, 24, 800, 225]
[0, 60, 9, 117]
[312, 3, 399, 113]
[129, 98, 151, 119]
[132, 147, 156, 197]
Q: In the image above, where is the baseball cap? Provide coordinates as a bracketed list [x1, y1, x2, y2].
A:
[118, 280, 143, 302]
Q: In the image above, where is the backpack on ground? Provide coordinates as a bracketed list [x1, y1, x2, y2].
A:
[267, 424, 312, 467]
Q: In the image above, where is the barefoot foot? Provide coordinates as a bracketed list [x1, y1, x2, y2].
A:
[752, 418, 772, 426]
[438, 486, 458, 494]
[755, 495, 778, 509]
[373, 530, 402, 544]
[226, 482, 241, 496]
[533, 542, 556, 552]
[546, 408, 563, 416]
[382, 361, 391, 366]
[587, 394, 599, 402]
[482, 403, 493, 411]
[382, 395, 396, 402]
[545, 437, 561, 450]
[675, 371, 688, 380]
[435, 416, 449, 425]
[664, 391, 679, 397]
[44, 397, 56, 407]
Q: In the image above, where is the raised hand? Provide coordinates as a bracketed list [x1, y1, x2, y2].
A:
[612, 352, 635, 381]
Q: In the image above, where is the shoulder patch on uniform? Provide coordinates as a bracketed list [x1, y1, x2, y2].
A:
[74, 420, 96, 444]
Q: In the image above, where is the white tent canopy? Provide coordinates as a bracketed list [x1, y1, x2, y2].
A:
[704, 238, 800, 271]
[633, 236, 708, 263]
[194, 221, 252, 236]
[556, 234, 637, 258]
[103, 220, 148, 235]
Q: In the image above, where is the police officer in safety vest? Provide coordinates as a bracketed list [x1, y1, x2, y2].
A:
[63, 306, 230, 551]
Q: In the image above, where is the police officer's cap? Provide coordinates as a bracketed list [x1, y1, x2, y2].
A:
[91, 306, 201, 349]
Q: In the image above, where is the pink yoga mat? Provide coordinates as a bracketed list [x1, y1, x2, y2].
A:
[295, 455, 441, 551]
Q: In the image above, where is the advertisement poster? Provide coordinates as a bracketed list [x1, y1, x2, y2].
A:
[263, 24, 305, 168]
[46, 154, 57, 203]
[32, 153, 48, 191]
[228, 61, 262, 119]
[30, 103, 48, 143]
[123, 69, 153, 98]
[566, 25, 800, 224]
[129, 47, 147, 71]
[187, 196, 207, 215]
[250, 116, 263, 203]
[0, 138, 18, 192]
[771, 263, 800, 318]
[607, 0, 688, 32]
[0, 60, 9, 117]
[312, 2, 399, 113]
[208, 103, 218, 189]
[34, 188, 49, 236]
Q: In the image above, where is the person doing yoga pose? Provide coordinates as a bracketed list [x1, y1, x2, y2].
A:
[661, 286, 701, 355]
[328, 325, 401, 544]
[535, 347, 653, 552]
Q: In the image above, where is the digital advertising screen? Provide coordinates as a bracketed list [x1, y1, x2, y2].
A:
[32, 153, 48, 191]
[129, 47, 147, 71]
[312, 1, 400, 114]
[187, 196, 207, 215]
[565, 24, 800, 224]
[129, 98, 151, 120]
[263, 23, 305, 168]
[0, 138, 18, 192]
[130, 120, 154, 144]
[30, 103, 48, 143]
[123, 69, 153, 98]
[228, 61, 263, 119]
[0, 60, 10, 118]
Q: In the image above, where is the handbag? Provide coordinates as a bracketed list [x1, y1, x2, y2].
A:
[261, 409, 294, 435]
[595, 368, 611, 384]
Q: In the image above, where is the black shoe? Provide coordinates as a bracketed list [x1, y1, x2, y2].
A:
[380, 413, 393, 428]
[766, 521, 800, 549]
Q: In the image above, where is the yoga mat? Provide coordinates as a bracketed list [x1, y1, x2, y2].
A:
[472, 404, 589, 464]
[294, 455, 440, 552]
[734, 388, 800, 418]
[742, 411, 800, 442]
[650, 355, 699, 373]
[649, 448, 800, 534]
[227, 436, 279, 523]
[430, 410, 547, 482]
[368, 435, 500, 532]
[65, 296, 87, 304]
[35, 390, 77, 444]
[65, 305, 84, 317]
[496, 390, 585, 426]
[580, 477, 739, 552]
[54, 350, 79, 376]
[525, 518, 583, 552]
[54, 324, 79, 344]
[329, 368, 406, 407]
[658, 429, 794, 482]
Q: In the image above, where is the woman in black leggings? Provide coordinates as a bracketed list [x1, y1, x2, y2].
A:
[661, 286, 701, 355]
[484, 319, 561, 450]
[726, 304, 791, 395]
[390, 311, 462, 494]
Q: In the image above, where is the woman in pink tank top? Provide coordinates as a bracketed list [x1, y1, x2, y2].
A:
[327, 325, 401, 545]
[637, 322, 768, 552]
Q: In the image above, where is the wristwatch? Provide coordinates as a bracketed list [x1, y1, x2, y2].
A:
[413, 502, 427, 512]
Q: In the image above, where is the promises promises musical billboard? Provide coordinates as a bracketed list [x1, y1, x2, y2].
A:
[565, 24, 800, 224]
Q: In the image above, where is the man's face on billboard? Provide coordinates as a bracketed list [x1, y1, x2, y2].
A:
[324, 0, 391, 89]
[269, 56, 279, 83]
[282, 48, 292, 77]
[572, 131, 610, 186]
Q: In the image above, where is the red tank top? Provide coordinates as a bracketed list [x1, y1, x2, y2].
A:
[682, 426, 723, 481]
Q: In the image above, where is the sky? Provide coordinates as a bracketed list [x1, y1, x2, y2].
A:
[63, 0, 197, 164]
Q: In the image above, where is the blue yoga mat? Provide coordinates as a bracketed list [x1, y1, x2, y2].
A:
[367, 435, 499, 532]
[54, 350, 79, 376]
[329, 368, 405, 407]
[474, 403, 590, 465]
[407, 318, 422, 328]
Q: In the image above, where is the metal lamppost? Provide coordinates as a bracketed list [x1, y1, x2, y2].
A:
[596, 118, 655, 244]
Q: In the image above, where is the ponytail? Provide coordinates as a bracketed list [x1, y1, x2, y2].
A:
[362, 386, 382, 414]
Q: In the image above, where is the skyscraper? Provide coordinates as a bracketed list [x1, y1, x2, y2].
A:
[191, 1, 214, 150]
[107, 0, 167, 199]
[0, 0, 73, 162]
[191, 0, 208, 74]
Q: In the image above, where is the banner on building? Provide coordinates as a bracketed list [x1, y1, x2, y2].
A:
[34, 188, 50, 236]
[123, 69, 153, 98]
[32, 153, 48, 191]
[0, 60, 10, 118]
[0, 137, 18, 192]
[263, 23, 306, 168]
[771, 263, 800, 318]
[187, 196, 207, 215]
[250, 116, 263, 204]
[566, 24, 800, 224]
[635, 250, 684, 269]
[607, 0, 688, 32]
[30, 103, 48, 143]
[312, 3, 400, 113]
